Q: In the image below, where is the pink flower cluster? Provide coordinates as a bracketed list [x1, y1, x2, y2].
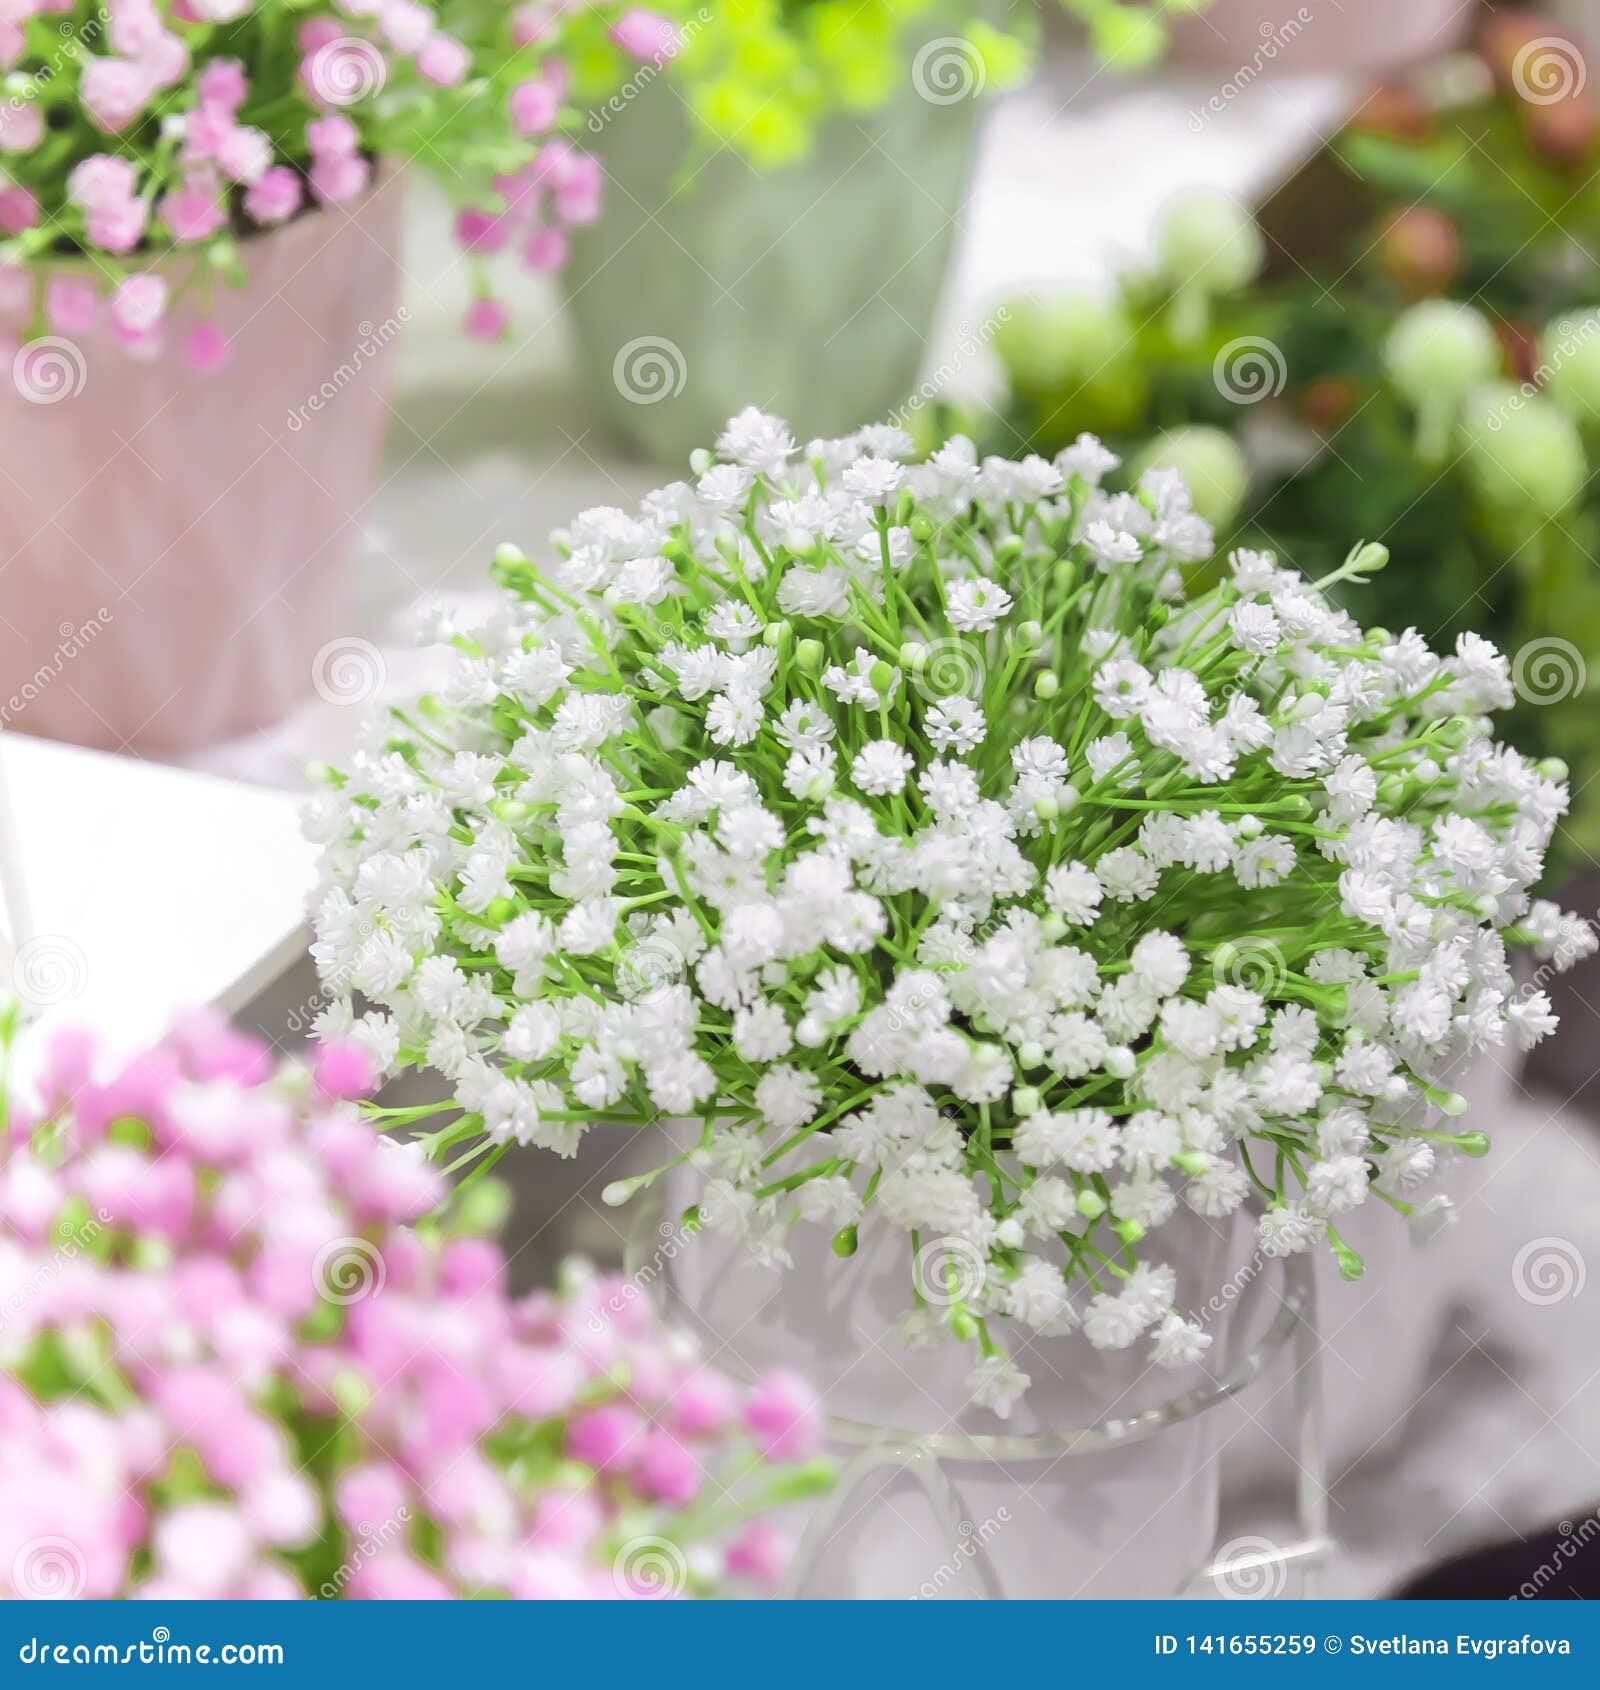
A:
[0, 2, 682, 367]
[457, 138, 601, 343]
[0, 1010, 826, 1600]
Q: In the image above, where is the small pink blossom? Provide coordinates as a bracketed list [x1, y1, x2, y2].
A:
[196, 56, 247, 113]
[379, 0, 432, 55]
[509, 77, 559, 136]
[0, 100, 43, 153]
[520, 226, 567, 272]
[610, 9, 681, 63]
[0, 185, 38, 235]
[183, 321, 229, 371]
[68, 154, 138, 211]
[46, 275, 98, 336]
[464, 297, 509, 342]
[159, 172, 227, 244]
[80, 57, 154, 133]
[310, 152, 371, 205]
[244, 165, 302, 226]
[744, 1369, 825, 1461]
[417, 33, 468, 86]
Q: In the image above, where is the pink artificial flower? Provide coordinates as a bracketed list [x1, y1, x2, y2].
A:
[243, 165, 303, 226]
[520, 226, 567, 273]
[744, 1369, 825, 1461]
[633, 1428, 704, 1505]
[68, 154, 138, 211]
[610, 9, 681, 63]
[85, 199, 148, 255]
[310, 152, 371, 205]
[297, 16, 344, 56]
[196, 56, 247, 113]
[313, 1039, 375, 1101]
[379, 0, 432, 55]
[217, 125, 272, 185]
[182, 321, 229, 372]
[511, 3, 556, 46]
[160, 171, 227, 243]
[509, 76, 559, 137]
[80, 57, 154, 133]
[182, 104, 233, 163]
[109, 0, 166, 57]
[554, 152, 602, 220]
[463, 297, 508, 342]
[455, 208, 510, 254]
[138, 31, 190, 88]
[306, 112, 358, 159]
[46, 275, 98, 336]
[566, 1404, 644, 1471]
[0, 185, 38, 235]
[0, 100, 43, 153]
[724, 1519, 788, 1591]
[109, 274, 169, 341]
[417, 33, 468, 86]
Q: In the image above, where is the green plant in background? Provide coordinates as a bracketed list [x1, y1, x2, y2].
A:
[980, 5, 1600, 874]
[569, 0, 1208, 170]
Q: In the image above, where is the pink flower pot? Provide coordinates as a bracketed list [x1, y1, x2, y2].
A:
[1171, 0, 1471, 76]
[0, 174, 404, 754]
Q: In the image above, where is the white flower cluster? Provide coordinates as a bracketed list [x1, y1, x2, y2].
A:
[306, 408, 1593, 1417]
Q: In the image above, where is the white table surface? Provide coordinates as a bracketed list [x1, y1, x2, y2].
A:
[0, 732, 317, 1046]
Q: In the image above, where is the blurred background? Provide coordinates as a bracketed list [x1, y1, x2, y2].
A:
[7, 0, 1600, 1600]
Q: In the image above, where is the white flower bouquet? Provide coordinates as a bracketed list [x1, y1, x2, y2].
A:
[307, 410, 1592, 1418]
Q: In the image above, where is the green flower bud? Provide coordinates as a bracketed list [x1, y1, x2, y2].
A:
[1130, 427, 1249, 529]
[1384, 301, 1499, 461]
[1075, 1189, 1107, 1219]
[1540, 310, 1600, 423]
[1156, 190, 1265, 297]
[831, 1224, 859, 1258]
[1461, 385, 1587, 514]
[869, 659, 896, 696]
[1385, 301, 1499, 408]
[795, 638, 824, 674]
[1034, 671, 1059, 699]
[992, 291, 1136, 391]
